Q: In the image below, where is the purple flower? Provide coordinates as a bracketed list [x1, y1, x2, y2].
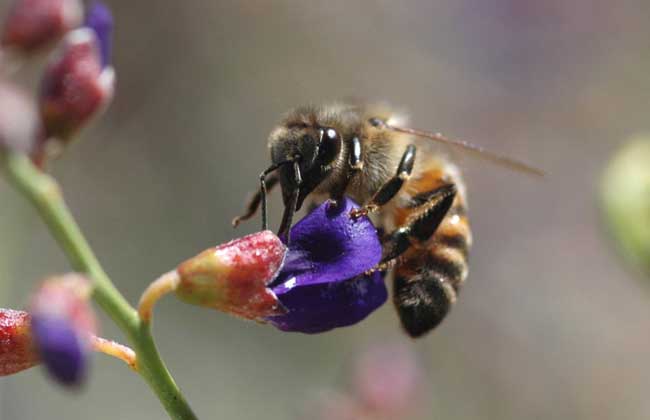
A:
[83, 1, 112, 68]
[30, 315, 86, 386]
[29, 274, 96, 387]
[265, 198, 387, 333]
[173, 197, 386, 333]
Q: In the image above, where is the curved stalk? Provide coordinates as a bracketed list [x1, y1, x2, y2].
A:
[138, 271, 179, 323]
[91, 336, 137, 370]
[1, 152, 197, 420]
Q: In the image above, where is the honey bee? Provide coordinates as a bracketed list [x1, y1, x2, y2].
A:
[233, 103, 543, 338]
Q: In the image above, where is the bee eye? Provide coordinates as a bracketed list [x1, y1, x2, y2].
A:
[318, 128, 341, 164]
[324, 128, 339, 142]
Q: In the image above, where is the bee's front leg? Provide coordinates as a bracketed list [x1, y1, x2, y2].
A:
[325, 136, 365, 208]
[350, 144, 416, 219]
[232, 172, 280, 228]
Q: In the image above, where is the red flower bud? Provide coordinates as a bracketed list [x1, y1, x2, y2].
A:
[1, 0, 83, 53]
[38, 27, 114, 144]
[176, 231, 287, 320]
[0, 309, 38, 376]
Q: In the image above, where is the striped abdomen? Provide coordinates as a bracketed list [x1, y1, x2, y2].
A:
[390, 162, 472, 337]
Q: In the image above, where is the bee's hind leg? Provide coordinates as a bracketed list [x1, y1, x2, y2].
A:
[380, 183, 456, 264]
[378, 183, 458, 338]
[350, 144, 417, 219]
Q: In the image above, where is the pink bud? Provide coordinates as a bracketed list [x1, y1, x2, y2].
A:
[30, 273, 96, 338]
[38, 27, 114, 144]
[0, 81, 42, 154]
[352, 343, 423, 415]
[0, 309, 38, 376]
[176, 231, 288, 320]
[1, 0, 83, 53]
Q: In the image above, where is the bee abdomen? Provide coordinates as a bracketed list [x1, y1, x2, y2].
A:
[394, 265, 456, 337]
[393, 196, 471, 337]
[430, 199, 471, 290]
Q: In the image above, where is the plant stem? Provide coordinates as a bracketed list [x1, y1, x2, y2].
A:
[1, 152, 197, 420]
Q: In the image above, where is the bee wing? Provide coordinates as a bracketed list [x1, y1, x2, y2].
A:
[386, 124, 545, 177]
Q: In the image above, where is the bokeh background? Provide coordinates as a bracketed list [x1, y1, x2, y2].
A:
[2, 0, 650, 419]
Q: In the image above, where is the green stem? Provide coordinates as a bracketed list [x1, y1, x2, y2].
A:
[1, 152, 197, 420]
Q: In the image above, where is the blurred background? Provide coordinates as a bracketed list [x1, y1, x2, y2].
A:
[2, 0, 650, 419]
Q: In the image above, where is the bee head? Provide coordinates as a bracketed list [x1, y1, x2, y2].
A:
[269, 124, 342, 211]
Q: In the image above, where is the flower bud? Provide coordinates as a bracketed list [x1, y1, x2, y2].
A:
[1, 0, 83, 53]
[0, 309, 38, 376]
[38, 1, 113, 145]
[0, 81, 42, 155]
[352, 343, 422, 414]
[176, 231, 287, 320]
[601, 135, 650, 278]
[29, 274, 96, 387]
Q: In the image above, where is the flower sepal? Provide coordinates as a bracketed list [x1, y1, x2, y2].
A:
[0, 309, 38, 376]
[175, 230, 288, 320]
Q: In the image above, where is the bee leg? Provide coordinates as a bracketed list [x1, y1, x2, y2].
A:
[349, 136, 364, 170]
[231, 172, 279, 228]
[321, 136, 365, 209]
[277, 160, 303, 242]
[350, 144, 416, 219]
[381, 183, 458, 338]
[380, 183, 456, 263]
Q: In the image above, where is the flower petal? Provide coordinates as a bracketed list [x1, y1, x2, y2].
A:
[273, 197, 382, 288]
[31, 315, 86, 386]
[266, 271, 387, 334]
[84, 1, 112, 68]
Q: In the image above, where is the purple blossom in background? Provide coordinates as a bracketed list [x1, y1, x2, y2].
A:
[83, 1, 112, 68]
[31, 315, 86, 386]
[29, 274, 96, 388]
[266, 198, 387, 333]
